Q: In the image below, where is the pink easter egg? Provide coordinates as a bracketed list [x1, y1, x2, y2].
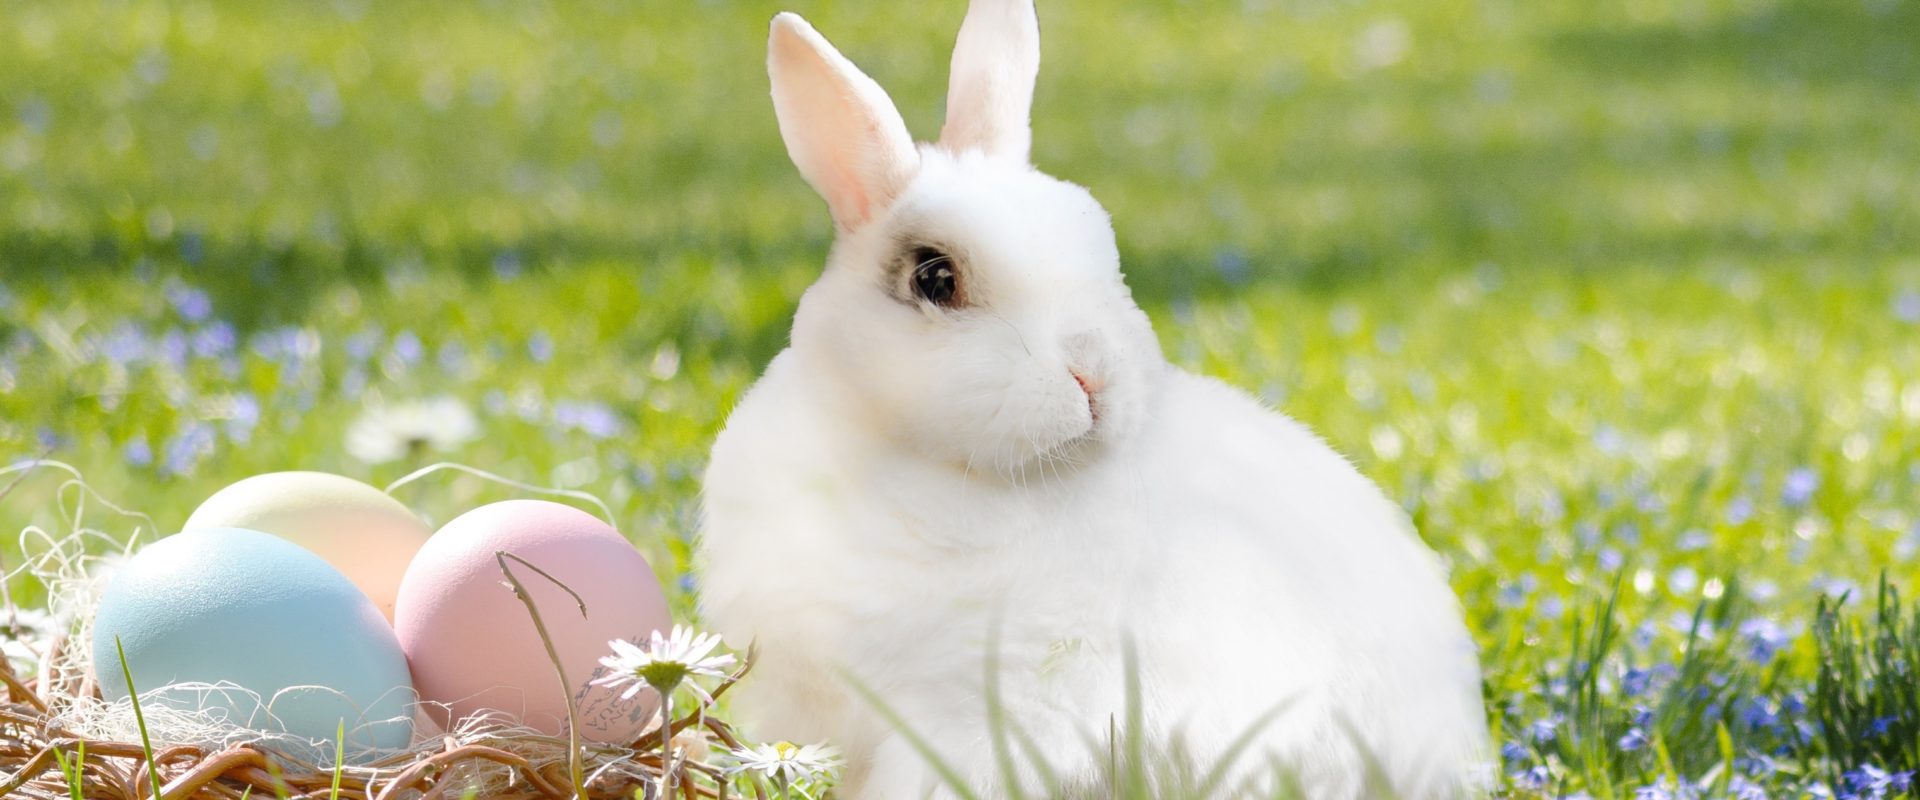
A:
[394, 500, 671, 743]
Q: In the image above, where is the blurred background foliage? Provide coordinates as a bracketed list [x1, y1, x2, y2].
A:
[3, 0, 1920, 794]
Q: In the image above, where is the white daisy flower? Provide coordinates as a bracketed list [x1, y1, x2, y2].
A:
[344, 396, 480, 464]
[726, 741, 843, 786]
[590, 624, 736, 706]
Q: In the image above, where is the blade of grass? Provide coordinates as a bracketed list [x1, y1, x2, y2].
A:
[1193, 694, 1300, 797]
[1331, 714, 1399, 800]
[981, 614, 1031, 800]
[114, 635, 166, 800]
[1120, 638, 1147, 799]
[840, 669, 981, 800]
[330, 718, 346, 800]
[1003, 719, 1064, 795]
[266, 758, 292, 800]
[52, 739, 84, 800]
[1108, 714, 1117, 797]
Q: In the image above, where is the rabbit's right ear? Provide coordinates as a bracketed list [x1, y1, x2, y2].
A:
[769, 12, 920, 232]
[939, 0, 1040, 162]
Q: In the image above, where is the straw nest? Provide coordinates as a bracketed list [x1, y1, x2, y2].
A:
[0, 651, 759, 800]
[0, 460, 777, 800]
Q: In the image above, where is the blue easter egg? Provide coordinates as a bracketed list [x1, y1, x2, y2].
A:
[92, 527, 415, 760]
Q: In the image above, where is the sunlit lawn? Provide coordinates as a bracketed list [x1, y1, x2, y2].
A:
[4, 0, 1920, 796]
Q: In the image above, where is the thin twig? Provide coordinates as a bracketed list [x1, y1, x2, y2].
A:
[0, 657, 47, 712]
[494, 551, 589, 800]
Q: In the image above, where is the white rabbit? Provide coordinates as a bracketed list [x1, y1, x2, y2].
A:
[697, 2, 1491, 797]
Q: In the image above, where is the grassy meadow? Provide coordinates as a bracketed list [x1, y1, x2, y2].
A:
[3, 0, 1920, 796]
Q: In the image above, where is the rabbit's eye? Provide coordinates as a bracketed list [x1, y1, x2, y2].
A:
[909, 246, 962, 308]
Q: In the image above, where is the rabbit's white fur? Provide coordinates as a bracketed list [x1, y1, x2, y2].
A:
[699, 3, 1490, 797]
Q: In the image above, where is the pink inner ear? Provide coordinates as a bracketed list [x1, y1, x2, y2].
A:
[782, 73, 874, 227]
[769, 13, 919, 232]
[827, 115, 881, 228]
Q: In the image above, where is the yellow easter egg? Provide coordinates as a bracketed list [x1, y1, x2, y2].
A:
[183, 471, 431, 619]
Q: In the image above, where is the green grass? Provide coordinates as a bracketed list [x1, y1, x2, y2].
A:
[51, 738, 83, 800]
[115, 635, 168, 800]
[3, 0, 1920, 796]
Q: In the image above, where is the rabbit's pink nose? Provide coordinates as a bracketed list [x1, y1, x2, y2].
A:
[1071, 369, 1103, 420]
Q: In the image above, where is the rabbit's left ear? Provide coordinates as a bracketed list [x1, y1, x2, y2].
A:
[939, 0, 1041, 162]
[770, 12, 920, 231]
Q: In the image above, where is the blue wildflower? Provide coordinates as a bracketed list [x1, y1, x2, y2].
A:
[1633, 778, 1693, 800]
[123, 438, 152, 468]
[528, 331, 555, 363]
[1737, 753, 1776, 777]
[1676, 529, 1711, 551]
[345, 329, 380, 362]
[98, 323, 148, 364]
[1782, 467, 1819, 507]
[160, 422, 217, 477]
[1895, 289, 1920, 324]
[1897, 527, 1920, 561]
[1527, 713, 1560, 744]
[1668, 565, 1698, 595]
[1738, 618, 1791, 663]
[166, 283, 212, 322]
[1501, 740, 1528, 762]
[1725, 495, 1755, 525]
[1538, 595, 1565, 617]
[553, 400, 623, 439]
[227, 393, 261, 444]
[192, 321, 236, 358]
[179, 230, 204, 264]
[1599, 547, 1625, 571]
[1739, 697, 1779, 732]
[1498, 575, 1537, 608]
[1617, 727, 1648, 752]
[1593, 424, 1625, 454]
[249, 328, 287, 359]
[1728, 775, 1769, 800]
[1844, 765, 1893, 798]
[392, 330, 424, 365]
[1816, 577, 1860, 603]
[493, 250, 523, 278]
[1630, 621, 1658, 649]
[157, 330, 189, 368]
[438, 341, 469, 374]
[1621, 667, 1654, 697]
[1212, 247, 1250, 285]
[1513, 764, 1551, 791]
[1668, 609, 1710, 637]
